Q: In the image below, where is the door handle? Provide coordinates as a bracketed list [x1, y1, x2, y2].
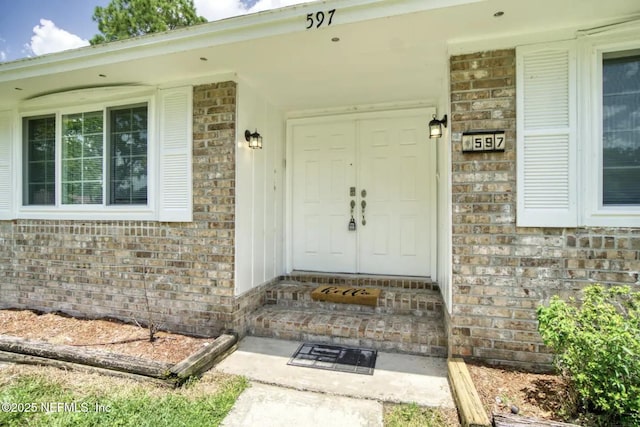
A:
[349, 200, 356, 231]
[361, 200, 366, 226]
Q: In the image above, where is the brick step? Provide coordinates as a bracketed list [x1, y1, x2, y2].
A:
[266, 282, 444, 318]
[248, 305, 448, 357]
[281, 272, 438, 291]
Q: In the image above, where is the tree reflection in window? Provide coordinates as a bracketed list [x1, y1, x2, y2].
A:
[61, 111, 104, 204]
[24, 115, 56, 205]
[603, 53, 640, 205]
[109, 105, 148, 205]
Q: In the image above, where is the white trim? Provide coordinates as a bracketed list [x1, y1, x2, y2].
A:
[285, 123, 294, 273]
[17, 207, 156, 221]
[582, 35, 640, 227]
[286, 107, 434, 126]
[16, 93, 160, 221]
[440, 52, 453, 314]
[20, 85, 154, 111]
[156, 72, 239, 90]
[577, 15, 640, 37]
[20, 95, 155, 116]
[285, 107, 437, 276]
[448, 29, 578, 57]
[285, 99, 438, 120]
[448, 16, 640, 57]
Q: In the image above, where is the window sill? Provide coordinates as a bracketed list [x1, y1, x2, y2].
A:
[583, 207, 640, 228]
[17, 206, 157, 222]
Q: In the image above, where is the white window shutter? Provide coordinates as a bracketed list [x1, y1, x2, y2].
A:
[516, 42, 577, 227]
[0, 111, 14, 220]
[158, 87, 193, 222]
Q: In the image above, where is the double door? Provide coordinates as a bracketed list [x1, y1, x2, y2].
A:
[290, 110, 435, 276]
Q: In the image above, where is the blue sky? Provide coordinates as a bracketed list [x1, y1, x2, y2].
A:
[0, 0, 314, 63]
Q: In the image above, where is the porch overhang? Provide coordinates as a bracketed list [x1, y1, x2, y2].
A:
[0, 0, 638, 112]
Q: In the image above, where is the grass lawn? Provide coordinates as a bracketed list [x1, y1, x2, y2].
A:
[0, 364, 247, 427]
[384, 403, 460, 427]
[1, 364, 462, 427]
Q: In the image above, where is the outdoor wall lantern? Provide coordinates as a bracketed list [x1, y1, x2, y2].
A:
[428, 114, 448, 139]
[245, 129, 263, 149]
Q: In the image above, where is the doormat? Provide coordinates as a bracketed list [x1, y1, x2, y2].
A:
[287, 343, 378, 375]
[311, 285, 381, 307]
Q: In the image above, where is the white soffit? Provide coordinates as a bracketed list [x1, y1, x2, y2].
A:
[0, 0, 639, 112]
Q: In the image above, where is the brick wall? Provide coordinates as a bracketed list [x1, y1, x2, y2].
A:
[0, 81, 268, 337]
[449, 49, 640, 370]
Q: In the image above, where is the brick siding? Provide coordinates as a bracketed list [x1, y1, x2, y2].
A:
[450, 49, 640, 370]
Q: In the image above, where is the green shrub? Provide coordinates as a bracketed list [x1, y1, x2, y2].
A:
[537, 284, 640, 424]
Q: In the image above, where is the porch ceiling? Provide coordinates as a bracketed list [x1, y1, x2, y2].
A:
[0, 0, 638, 112]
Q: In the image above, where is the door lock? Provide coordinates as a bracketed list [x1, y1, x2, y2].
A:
[361, 200, 367, 226]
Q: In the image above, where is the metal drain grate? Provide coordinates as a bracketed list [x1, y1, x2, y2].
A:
[287, 343, 377, 375]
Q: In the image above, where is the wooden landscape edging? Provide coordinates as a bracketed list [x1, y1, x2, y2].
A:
[170, 334, 237, 380]
[0, 333, 238, 386]
[493, 413, 582, 427]
[448, 357, 492, 427]
[447, 357, 582, 427]
[0, 350, 173, 387]
[0, 335, 173, 378]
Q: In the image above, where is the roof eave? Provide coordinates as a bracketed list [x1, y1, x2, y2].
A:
[0, 0, 481, 83]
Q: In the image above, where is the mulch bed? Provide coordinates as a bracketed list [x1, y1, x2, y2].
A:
[468, 362, 573, 422]
[0, 309, 212, 364]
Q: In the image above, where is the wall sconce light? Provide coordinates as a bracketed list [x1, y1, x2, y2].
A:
[245, 129, 263, 149]
[428, 114, 448, 139]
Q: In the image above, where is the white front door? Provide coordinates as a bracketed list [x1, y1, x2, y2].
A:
[290, 110, 435, 276]
[358, 116, 432, 276]
[291, 121, 358, 273]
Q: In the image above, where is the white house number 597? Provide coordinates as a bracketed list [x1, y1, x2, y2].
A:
[306, 9, 336, 29]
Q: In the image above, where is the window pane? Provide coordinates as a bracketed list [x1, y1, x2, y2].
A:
[110, 105, 148, 205]
[62, 183, 80, 204]
[83, 111, 104, 134]
[24, 116, 55, 205]
[84, 135, 104, 157]
[61, 111, 103, 205]
[62, 159, 81, 181]
[603, 54, 640, 205]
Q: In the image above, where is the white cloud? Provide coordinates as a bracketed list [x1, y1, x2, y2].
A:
[194, 0, 315, 21]
[0, 36, 7, 62]
[26, 19, 89, 56]
[194, 0, 245, 21]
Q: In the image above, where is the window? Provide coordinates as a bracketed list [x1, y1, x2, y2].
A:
[0, 86, 193, 222]
[602, 52, 640, 206]
[24, 115, 56, 205]
[61, 111, 104, 205]
[23, 104, 148, 207]
[517, 35, 640, 228]
[110, 105, 148, 205]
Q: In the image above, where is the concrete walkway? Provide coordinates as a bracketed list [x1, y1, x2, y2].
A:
[222, 383, 384, 427]
[217, 336, 454, 426]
